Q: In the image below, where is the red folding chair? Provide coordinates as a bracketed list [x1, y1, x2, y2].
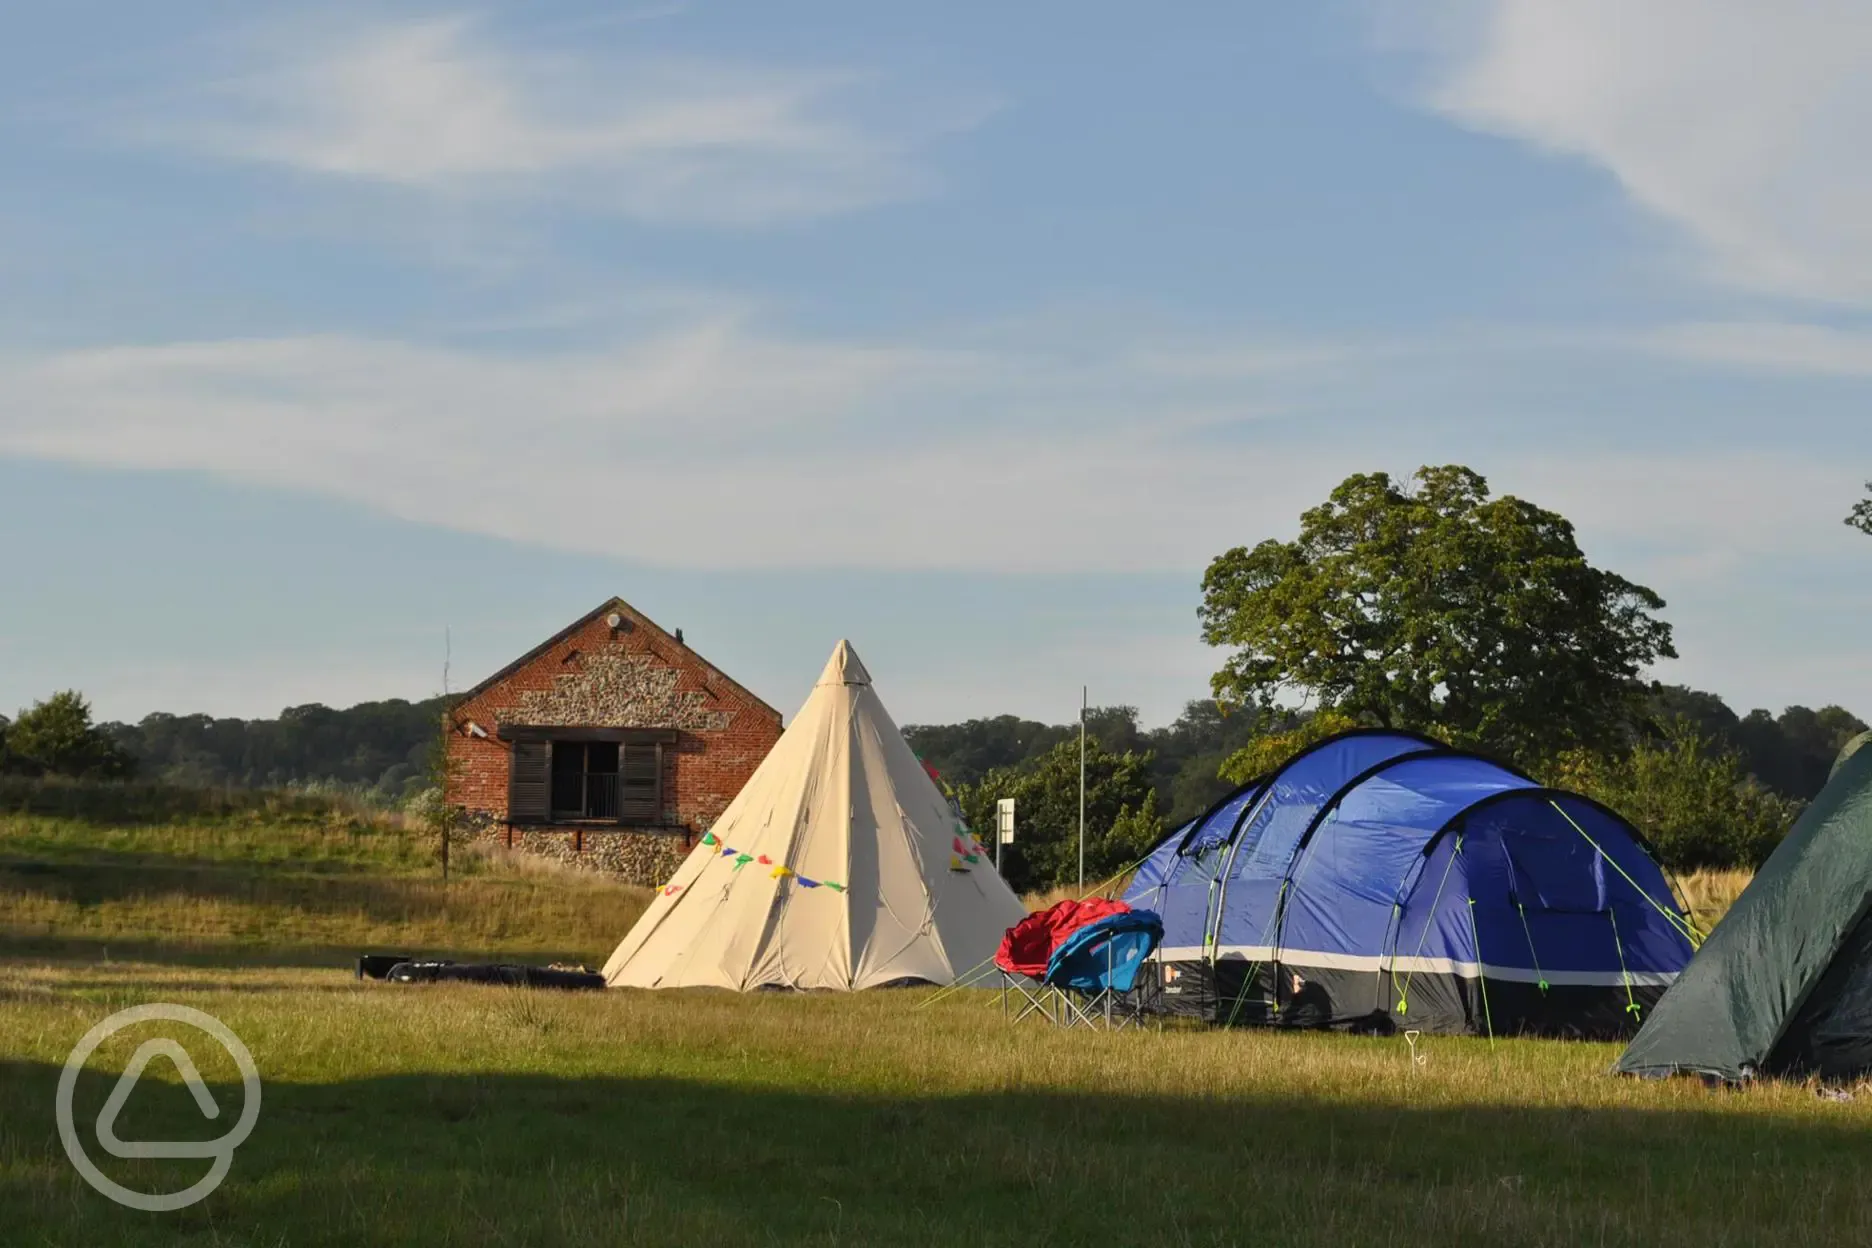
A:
[996, 898, 1132, 1025]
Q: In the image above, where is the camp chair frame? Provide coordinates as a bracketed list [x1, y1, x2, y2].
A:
[999, 969, 1062, 1025]
[1001, 942, 1158, 1031]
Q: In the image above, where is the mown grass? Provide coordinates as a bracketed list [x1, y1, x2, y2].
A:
[4, 963, 1872, 1247]
[2, 794, 1853, 1247]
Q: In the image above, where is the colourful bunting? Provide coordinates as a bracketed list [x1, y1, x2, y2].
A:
[662, 884, 683, 897]
[710, 840, 847, 891]
[949, 854, 966, 871]
[952, 836, 969, 855]
[700, 831, 719, 847]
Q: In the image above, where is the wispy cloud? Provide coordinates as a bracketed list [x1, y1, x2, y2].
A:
[1644, 321, 1872, 378]
[121, 14, 990, 227]
[0, 325, 1341, 574]
[0, 320, 1856, 582]
[1401, 0, 1872, 304]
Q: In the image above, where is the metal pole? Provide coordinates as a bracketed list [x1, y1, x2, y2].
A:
[1078, 685, 1086, 891]
[440, 626, 452, 883]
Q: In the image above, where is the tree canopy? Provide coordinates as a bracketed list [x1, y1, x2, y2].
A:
[951, 738, 1161, 893]
[3, 691, 134, 779]
[1850, 483, 1872, 535]
[1199, 465, 1676, 766]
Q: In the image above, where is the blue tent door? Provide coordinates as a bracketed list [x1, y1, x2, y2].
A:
[1504, 825, 1608, 913]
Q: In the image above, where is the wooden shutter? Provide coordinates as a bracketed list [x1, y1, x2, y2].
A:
[509, 740, 551, 825]
[618, 742, 662, 824]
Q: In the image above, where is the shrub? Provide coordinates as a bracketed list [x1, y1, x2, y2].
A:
[1547, 719, 1801, 870]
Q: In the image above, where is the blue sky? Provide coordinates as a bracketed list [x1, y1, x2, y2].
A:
[2, 1, 1868, 729]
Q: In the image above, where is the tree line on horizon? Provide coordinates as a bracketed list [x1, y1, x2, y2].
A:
[0, 694, 442, 802]
[0, 678, 1853, 825]
[904, 688, 1866, 819]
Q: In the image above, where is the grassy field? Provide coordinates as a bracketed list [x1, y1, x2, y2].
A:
[0, 794, 1861, 1247]
[0, 798, 650, 967]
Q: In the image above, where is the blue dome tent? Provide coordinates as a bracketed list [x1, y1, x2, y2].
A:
[1124, 729, 1696, 1038]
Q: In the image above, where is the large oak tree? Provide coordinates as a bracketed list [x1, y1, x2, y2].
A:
[1199, 466, 1676, 765]
[1850, 483, 1871, 535]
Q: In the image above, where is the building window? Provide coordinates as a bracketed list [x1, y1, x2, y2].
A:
[505, 729, 667, 826]
[552, 741, 620, 820]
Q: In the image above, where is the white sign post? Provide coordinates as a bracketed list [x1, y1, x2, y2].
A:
[995, 798, 1016, 871]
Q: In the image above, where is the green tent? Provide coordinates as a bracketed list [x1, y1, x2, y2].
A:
[1617, 745, 1872, 1081]
[1837, 730, 1871, 780]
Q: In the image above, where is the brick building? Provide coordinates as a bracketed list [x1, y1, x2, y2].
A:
[447, 597, 783, 884]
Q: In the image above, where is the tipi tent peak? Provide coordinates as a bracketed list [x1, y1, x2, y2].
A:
[817, 639, 870, 687]
[602, 639, 1025, 992]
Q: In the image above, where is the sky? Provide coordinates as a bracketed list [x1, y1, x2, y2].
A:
[2, 0, 1868, 730]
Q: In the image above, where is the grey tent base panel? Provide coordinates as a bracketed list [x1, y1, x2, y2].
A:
[1152, 959, 1663, 1040]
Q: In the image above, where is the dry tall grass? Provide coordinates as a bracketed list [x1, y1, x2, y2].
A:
[0, 807, 431, 872]
[0, 866, 651, 964]
[1675, 868, 1754, 938]
[0, 807, 651, 965]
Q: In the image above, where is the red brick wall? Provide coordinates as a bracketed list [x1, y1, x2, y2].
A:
[446, 601, 783, 854]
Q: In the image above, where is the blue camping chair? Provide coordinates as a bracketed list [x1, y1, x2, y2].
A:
[1043, 909, 1165, 1030]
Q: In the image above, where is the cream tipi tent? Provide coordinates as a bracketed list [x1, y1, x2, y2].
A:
[603, 641, 1027, 990]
